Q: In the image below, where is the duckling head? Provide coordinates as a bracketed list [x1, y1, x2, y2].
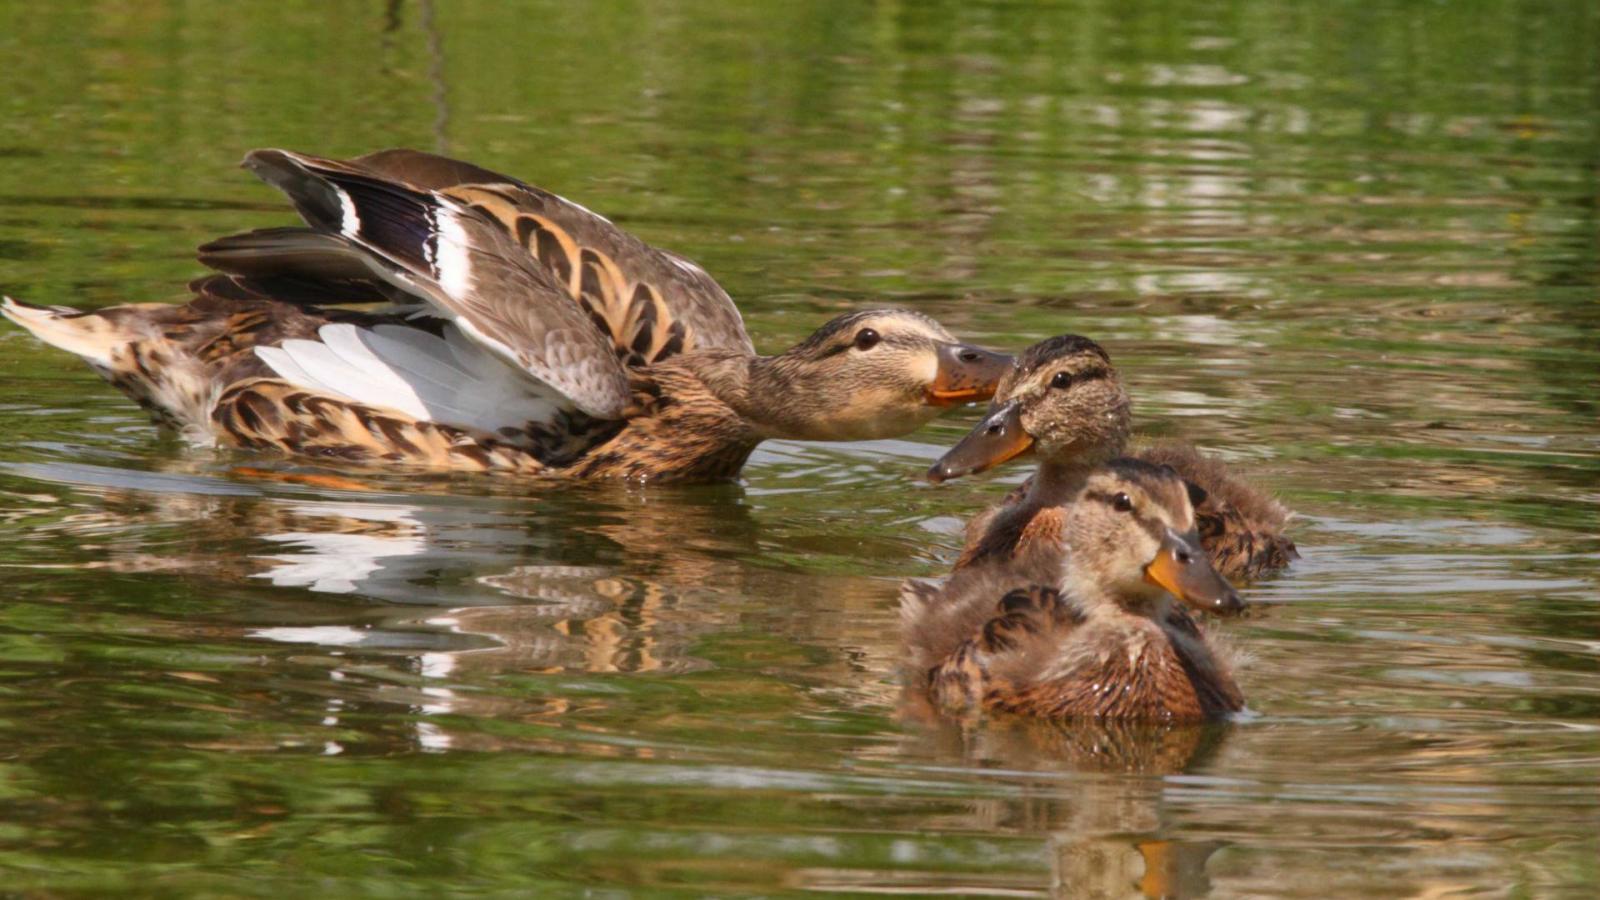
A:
[744, 309, 1012, 441]
[928, 334, 1131, 482]
[1063, 459, 1244, 618]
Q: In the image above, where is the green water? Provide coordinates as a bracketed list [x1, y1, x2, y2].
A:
[1, 0, 1597, 895]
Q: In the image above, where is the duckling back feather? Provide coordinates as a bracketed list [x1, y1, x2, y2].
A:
[1135, 441, 1298, 580]
[900, 546, 1061, 674]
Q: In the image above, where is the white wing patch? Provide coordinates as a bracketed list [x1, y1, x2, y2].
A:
[335, 186, 361, 236]
[432, 204, 477, 300]
[255, 323, 569, 435]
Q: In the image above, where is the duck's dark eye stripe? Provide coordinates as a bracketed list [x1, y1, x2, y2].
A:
[812, 332, 916, 358]
[1049, 366, 1109, 390]
[1085, 490, 1167, 538]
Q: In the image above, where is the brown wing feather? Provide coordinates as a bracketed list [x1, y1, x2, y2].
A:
[344, 148, 751, 361]
[226, 147, 746, 373]
[984, 604, 1244, 722]
[925, 583, 1079, 712]
[442, 182, 743, 365]
[242, 149, 631, 420]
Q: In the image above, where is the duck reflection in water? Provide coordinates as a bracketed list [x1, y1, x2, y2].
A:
[101, 467, 835, 676]
[41, 458, 770, 677]
[903, 711, 1232, 897]
[237, 479, 773, 673]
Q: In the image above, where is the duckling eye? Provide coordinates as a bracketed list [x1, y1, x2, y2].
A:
[853, 328, 881, 350]
[1112, 492, 1133, 512]
[1050, 371, 1074, 389]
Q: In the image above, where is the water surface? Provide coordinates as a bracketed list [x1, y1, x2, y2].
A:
[1, 0, 1597, 895]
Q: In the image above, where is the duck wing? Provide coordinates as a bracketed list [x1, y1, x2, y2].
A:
[359, 148, 754, 362]
[204, 148, 752, 367]
[920, 582, 1082, 713]
[241, 148, 630, 422]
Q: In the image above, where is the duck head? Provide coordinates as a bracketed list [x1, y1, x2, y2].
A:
[1064, 459, 1244, 617]
[740, 310, 1011, 441]
[928, 334, 1132, 482]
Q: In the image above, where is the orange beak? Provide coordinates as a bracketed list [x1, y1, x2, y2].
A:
[927, 399, 1033, 483]
[923, 342, 1012, 407]
[1143, 528, 1245, 616]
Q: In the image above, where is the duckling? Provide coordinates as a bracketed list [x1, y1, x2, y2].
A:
[927, 335, 1296, 582]
[3, 149, 1010, 482]
[902, 458, 1246, 722]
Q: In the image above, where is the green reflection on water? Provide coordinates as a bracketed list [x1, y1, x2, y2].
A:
[0, 0, 1597, 895]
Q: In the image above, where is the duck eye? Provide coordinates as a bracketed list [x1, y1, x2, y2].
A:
[1112, 492, 1133, 512]
[1050, 370, 1074, 389]
[853, 328, 881, 350]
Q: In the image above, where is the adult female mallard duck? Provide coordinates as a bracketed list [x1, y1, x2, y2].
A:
[2, 149, 1010, 482]
[929, 335, 1296, 581]
[902, 458, 1246, 721]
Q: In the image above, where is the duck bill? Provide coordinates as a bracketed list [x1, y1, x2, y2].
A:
[923, 343, 1012, 407]
[1143, 529, 1246, 617]
[926, 399, 1033, 483]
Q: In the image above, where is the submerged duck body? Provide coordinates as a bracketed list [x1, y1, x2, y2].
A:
[902, 459, 1246, 722]
[3, 149, 1010, 483]
[930, 335, 1297, 581]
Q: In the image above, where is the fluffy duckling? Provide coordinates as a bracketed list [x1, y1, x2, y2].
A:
[902, 459, 1246, 722]
[929, 335, 1296, 581]
[3, 149, 1011, 482]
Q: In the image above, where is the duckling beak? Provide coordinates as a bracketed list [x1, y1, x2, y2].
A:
[1143, 528, 1245, 616]
[923, 343, 1012, 407]
[926, 399, 1033, 483]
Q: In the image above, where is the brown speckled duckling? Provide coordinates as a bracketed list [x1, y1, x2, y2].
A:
[929, 335, 1297, 581]
[902, 458, 1246, 722]
[3, 149, 1010, 482]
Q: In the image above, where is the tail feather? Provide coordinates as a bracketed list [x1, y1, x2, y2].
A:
[3, 295, 225, 435]
[198, 227, 373, 282]
[2, 296, 123, 366]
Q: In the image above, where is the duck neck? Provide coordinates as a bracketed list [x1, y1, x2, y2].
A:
[1024, 458, 1096, 508]
[568, 354, 765, 482]
[694, 352, 824, 440]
